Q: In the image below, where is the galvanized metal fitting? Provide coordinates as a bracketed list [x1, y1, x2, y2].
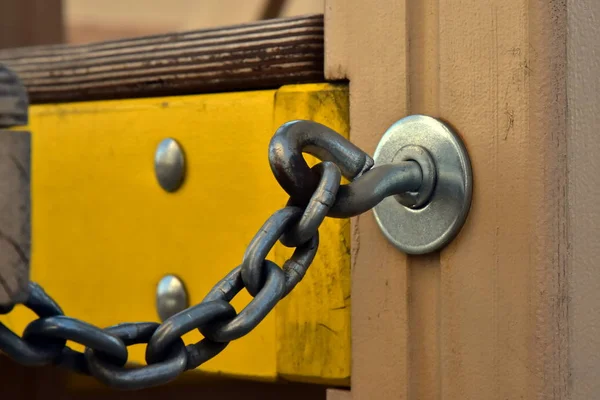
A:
[156, 275, 188, 321]
[154, 138, 185, 192]
[373, 115, 473, 254]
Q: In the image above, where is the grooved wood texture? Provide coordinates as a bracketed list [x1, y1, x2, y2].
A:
[325, 0, 569, 399]
[0, 15, 325, 103]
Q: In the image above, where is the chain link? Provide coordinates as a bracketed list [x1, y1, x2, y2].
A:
[281, 161, 341, 247]
[202, 262, 285, 342]
[269, 120, 374, 204]
[0, 119, 425, 390]
[24, 316, 129, 370]
[146, 301, 233, 369]
[85, 322, 188, 390]
[0, 283, 64, 366]
[241, 207, 303, 296]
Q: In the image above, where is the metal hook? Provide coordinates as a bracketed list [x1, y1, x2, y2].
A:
[327, 162, 424, 218]
[268, 120, 374, 204]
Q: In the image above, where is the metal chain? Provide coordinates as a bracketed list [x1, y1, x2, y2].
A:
[0, 119, 424, 390]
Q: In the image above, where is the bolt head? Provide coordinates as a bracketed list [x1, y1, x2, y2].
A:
[154, 138, 185, 192]
[156, 274, 188, 321]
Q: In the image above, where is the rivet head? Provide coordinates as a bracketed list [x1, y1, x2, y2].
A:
[156, 275, 188, 321]
[154, 138, 185, 192]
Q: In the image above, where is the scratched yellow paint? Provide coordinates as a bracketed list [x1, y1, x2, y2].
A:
[0, 84, 350, 386]
[273, 85, 351, 385]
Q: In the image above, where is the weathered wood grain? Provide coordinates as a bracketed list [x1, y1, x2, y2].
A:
[0, 15, 325, 104]
[0, 66, 30, 308]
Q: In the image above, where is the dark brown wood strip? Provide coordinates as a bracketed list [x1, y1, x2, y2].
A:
[17, 42, 323, 85]
[11, 34, 324, 78]
[0, 15, 325, 103]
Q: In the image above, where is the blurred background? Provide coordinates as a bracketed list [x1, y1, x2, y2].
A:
[0, 0, 323, 48]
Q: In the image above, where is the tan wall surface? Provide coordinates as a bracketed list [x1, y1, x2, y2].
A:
[326, 1, 411, 398]
[326, 1, 569, 399]
[568, 1, 600, 399]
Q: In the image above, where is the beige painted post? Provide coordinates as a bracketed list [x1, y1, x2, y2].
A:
[567, 1, 600, 399]
[325, 0, 574, 399]
[326, 1, 411, 398]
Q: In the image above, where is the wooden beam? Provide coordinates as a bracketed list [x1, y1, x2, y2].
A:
[0, 15, 324, 104]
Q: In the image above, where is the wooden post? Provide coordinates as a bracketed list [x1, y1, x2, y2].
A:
[567, 1, 600, 399]
[325, 0, 571, 399]
[0, 66, 30, 308]
[0, 0, 61, 308]
[325, 1, 411, 398]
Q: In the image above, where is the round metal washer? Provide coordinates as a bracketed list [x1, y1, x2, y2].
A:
[373, 115, 472, 255]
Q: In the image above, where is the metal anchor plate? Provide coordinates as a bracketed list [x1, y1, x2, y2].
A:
[373, 115, 473, 254]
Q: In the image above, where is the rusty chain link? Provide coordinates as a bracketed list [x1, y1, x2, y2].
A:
[0, 120, 424, 390]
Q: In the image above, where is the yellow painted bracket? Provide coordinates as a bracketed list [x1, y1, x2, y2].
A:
[1, 84, 350, 386]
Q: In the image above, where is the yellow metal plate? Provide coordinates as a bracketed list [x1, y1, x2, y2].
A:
[274, 86, 351, 385]
[1, 84, 350, 386]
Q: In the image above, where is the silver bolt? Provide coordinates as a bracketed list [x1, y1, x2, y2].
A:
[154, 138, 185, 192]
[156, 274, 188, 321]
